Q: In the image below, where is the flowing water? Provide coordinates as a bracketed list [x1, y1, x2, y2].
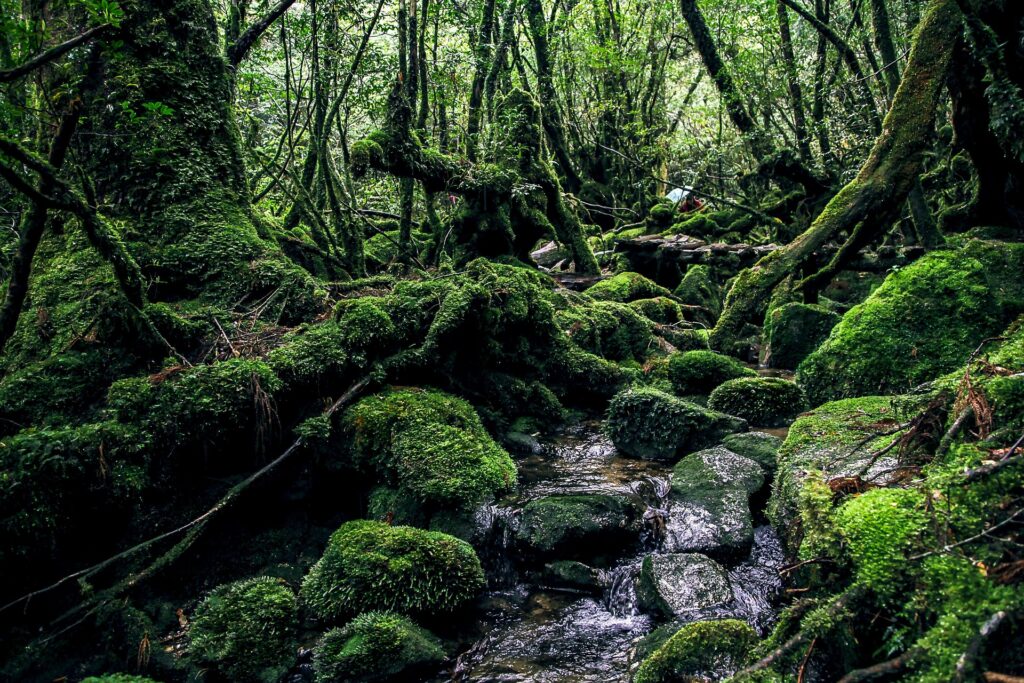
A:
[442, 421, 784, 682]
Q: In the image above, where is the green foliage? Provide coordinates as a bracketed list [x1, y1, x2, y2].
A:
[300, 520, 485, 622]
[667, 350, 757, 396]
[633, 619, 757, 683]
[605, 387, 747, 461]
[585, 272, 672, 303]
[340, 387, 516, 511]
[189, 576, 298, 683]
[313, 612, 444, 683]
[707, 377, 807, 427]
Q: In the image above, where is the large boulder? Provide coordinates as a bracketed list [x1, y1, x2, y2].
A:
[633, 619, 757, 683]
[763, 302, 841, 369]
[707, 377, 807, 427]
[312, 611, 445, 683]
[516, 493, 643, 560]
[637, 553, 733, 619]
[668, 350, 757, 396]
[606, 387, 747, 462]
[721, 431, 782, 475]
[673, 264, 722, 326]
[664, 447, 764, 556]
[797, 239, 1024, 406]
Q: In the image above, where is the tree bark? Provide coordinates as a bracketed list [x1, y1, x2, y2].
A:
[710, 0, 962, 353]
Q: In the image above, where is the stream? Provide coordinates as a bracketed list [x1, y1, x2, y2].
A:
[441, 421, 785, 682]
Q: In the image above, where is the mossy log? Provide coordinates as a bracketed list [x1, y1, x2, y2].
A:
[709, 0, 962, 352]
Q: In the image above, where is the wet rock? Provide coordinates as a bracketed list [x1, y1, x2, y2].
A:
[721, 431, 782, 475]
[763, 302, 841, 369]
[637, 553, 732, 619]
[537, 560, 605, 593]
[664, 447, 765, 556]
[516, 493, 643, 560]
[606, 387, 748, 462]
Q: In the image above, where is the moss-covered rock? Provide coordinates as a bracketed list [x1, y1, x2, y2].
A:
[557, 300, 656, 362]
[637, 553, 733, 619]
[189, 576, 298, 683]
[340, 388, 516, 512]
[515, 494, 643, 560]
[633, 619, 757, 683]
[763, 302, 841, 369]
[673, 264, 722, 325]
[668, 350, 756, 396]
[585, 272, 672, 303]
[300, 520, 484, 622]
[629, 297, 685, 325]
[605, 387, 747, 461]
[707, 377, 807, 427]
[312, 611, 445, 683]
[797, 240, 1024, 406]
[538, 560, 605, 592]
[721, 431, 783, 475]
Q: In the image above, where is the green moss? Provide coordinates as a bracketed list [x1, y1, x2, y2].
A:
[633, 619, 757, 683]
[189, 576, 298, 683]
[797, 241, 1024, 405]
[268, 322, 350, 386]
[516, 494, 641, 558]
[300, 520, 485, 622]
[605, 387, 747, 461]
[312, 611, 445, 683]
[648, 202, 677, 229]
[721, 431, 783, 474]
[585, 272, 672, 303]
[557, 300, 655, 362]
[340, 387, 516, 511]
[630, 297, 684, 325]
[667, 350, 757, 395]
[673, 264, 722, 323]
[707, 377, 807, 427]
[763, 302, 841, 369]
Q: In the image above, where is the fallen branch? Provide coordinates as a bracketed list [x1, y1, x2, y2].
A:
[837, 648, 922, 683]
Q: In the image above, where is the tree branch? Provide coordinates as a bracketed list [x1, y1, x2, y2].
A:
[0, 24, 111, 83]
[227, 0, 297, 67]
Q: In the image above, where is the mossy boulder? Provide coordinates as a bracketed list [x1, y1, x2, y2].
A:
[340, 388, 516, 511]
[668, 350, 756, 396]
[312, 611, 445, 683]
[673, 264, 722, 325]
[665, 446, 764, 556]
[633, 619, 757, 683]
[189, 576, 298, 683]
[630, 297, 685, 325]
[557, 300, 655, 362]
[648, 202, 678, 229]
[515, 494, 643, 560]
[796, 240, 1024, 406]
[585, 272, 672, 303]
[300, 520, 485, 622]
[637, 553, 733, 619]
[605, 387, 747, 462]
[707, 377, 807, 427]
[763, 302, 841, 369]
[538, 560, 605, 593]
[721, 431, 782, 475]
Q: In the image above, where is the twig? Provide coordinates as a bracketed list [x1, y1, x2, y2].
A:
[963, 432, 1024, 483]
[955, 611, 1008, 682]
[909, 508, 1024, 561]
[836, 648, 922, 683]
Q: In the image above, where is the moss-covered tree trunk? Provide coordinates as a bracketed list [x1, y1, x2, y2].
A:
[709, 0, 962, 353]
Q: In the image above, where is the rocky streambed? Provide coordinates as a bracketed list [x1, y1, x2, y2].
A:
[440, 421, 787, 682]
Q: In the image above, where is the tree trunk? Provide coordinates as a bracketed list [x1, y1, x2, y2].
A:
[776, 0, 812, 161]
[709, 0, 961, 353]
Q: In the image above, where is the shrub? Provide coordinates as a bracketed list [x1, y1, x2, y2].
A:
[189, 576, 298, 683]
[312, 611, 444, 683]
[300, 520, 485, 622]
[668, 350, 756, 396]
[707, 377, 807, 427]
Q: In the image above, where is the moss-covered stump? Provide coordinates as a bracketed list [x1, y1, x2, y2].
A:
[636, 553, 733, 619]
[585, 271, 672, 302]
[633, 619, 757, 683]
[721, 431, 783, 475]
[668, 350, 757, 396]
[515, 494, 643, 560]
[189, 576, 298, 683]
[707, 377, 807, 427]
[796, 239, 1024, 406]
[665, 446, 764, 556]
[605, 387, 747, 462]
[763, 302, 841, 369]
[312, 611, 445, 683]
[673, 264, 722, 326]
[340, 388, 517, 513]
[300, 520, 485, 622]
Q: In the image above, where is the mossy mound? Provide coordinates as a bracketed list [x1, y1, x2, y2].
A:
[340, 387, 516, 512]
[556, 299, 655, 362]
[673, 264, 722, 325]
[629, 297, 685, 325]
[605, 387, 747, 462]
[189, 576, 298, 683]
[312, 611, 445, 683]
[668, 350, 756, 396]
[721, 431, 782, 474]
[633, 619, 757, 683]
[763, 302, 840, 369]
[707, 377, 807, 427]
[515, 494, 643, 560]
[797, 240, 1024, 405]
[585, 272, 672, 303]
[300, 520, 484, 622]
